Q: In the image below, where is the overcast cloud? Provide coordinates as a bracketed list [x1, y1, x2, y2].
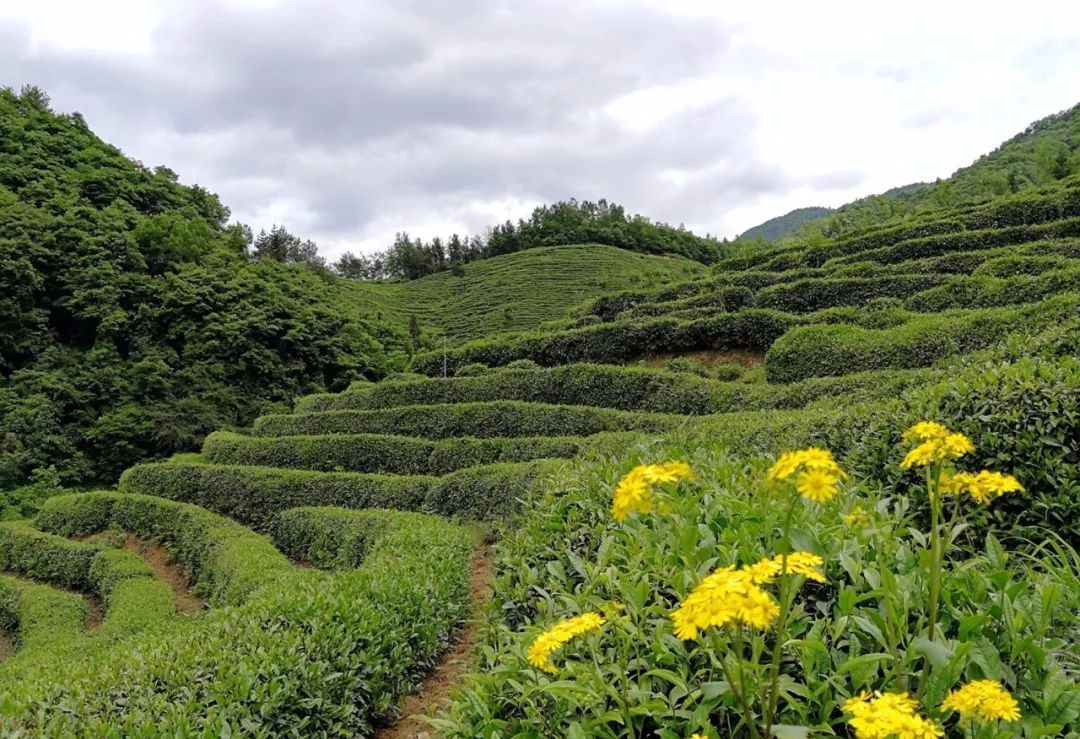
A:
[3, 0, 1080, 258]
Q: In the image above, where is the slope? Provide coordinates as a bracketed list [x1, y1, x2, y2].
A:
[334, 243, 703, 342]
[736, 206, 832, 243]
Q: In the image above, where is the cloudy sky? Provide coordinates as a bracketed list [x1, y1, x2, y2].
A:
[3, 1, 1079, 259]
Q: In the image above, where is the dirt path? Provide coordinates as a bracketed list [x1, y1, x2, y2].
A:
[376, 544, 495, 739]
[123, 535, 206, 614]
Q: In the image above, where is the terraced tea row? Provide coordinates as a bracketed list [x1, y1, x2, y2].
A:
[0, 492, 471, 735]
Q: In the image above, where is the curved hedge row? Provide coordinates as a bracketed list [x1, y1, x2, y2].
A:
[0, 577, 85, 657]
[755, 274, 947, 312]
[764, 296, 1079, 383]
[904, 267, 1080, 312]
[203, 429, 630, 475]
[0, 506, 472, 736]
[410, 310, 793, 375]
[0, 520, 175, 659]
[119, 459, 555, 526]
[826, 217, 1080, 267]
[258, 400, 676, 439]
[37, 492, 294, 605]
[303, 363, 936, 420]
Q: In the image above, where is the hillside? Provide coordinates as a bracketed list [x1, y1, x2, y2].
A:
[0, 86, 409, 491]
[0, 88, 1077, 737]
[736, 206, 832, 243]
[770, 102, 1080, 241]
[334, 244, 702, 342]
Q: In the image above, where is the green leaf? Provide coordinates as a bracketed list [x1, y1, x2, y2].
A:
[911, 636, 954, 668]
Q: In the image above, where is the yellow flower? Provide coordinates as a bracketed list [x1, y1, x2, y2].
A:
[611, 460, 693, 520]
[746, 552, 826, 584]
[844, 691, 943, 739]
[940, 680, 1021, 722]
[767, 450, 803, 481]
[768, 447, 842, 481]
[612, 466, 652, 521]
[689, 735, 708, 739]
[899, 422, 974, 469]
[670, 566, 779, 639]
[526, 612, 605, 673]
[903, 421, 950, 443]
[940, 470, 1024, 505]
[843, 505, 872, 528]
[796, 468, 841, 503]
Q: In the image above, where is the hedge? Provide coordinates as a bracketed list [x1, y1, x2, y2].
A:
[258, 400, 677, 439]
[826, 217, 1080, 267]
[410, 310, 794, 375]
[755, 274, 947, 312]
[303, 363, 936, 421]
[119, 459, 555, 527]
[764, 296, 1080, 383]
[823, 354, 1080, 542]
[0, 522, 99, 590]
[904, 267, 1080, 312]
[203, 429, 630, 475]
[271, 507, 471, 571]
[0, 507, 472, 736]
[37, 492, 294, 606]
[0, 577, 84, 656]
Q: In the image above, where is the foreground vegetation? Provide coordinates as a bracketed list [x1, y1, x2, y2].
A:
[0, 88, 1076, 736]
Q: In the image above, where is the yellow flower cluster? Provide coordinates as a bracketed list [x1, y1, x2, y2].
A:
[611, 461, 694, 521]
[526, 612, 605, 673]
[843, 691, 942, 739]
[940, 470, 1024, 505]
[940, 680, 1021, 722]
[900, 421, 974, 469]
[671, 551, 824, 639]
[743, 551, 826, 584]
[843, 505, 872, 529]
[767, 447, 844, 503]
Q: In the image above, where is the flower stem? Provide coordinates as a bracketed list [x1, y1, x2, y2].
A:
[916, 464, 943, 701]
[763, 493, 799, 738]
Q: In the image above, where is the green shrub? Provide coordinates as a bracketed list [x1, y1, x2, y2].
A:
[409, 310, 793, 375]
[904, 268, 1080, 312]
[203, 429, 627, 475]
[0, 522, 98, 589]
[0, 577, 85, 655]
[258, 400, 676, 438]
[0, 507, 472, 736]
[825, 354, 1080, 541]
[454, 362, 491, 377]
[755, 274, 946, 312]
[37, 492, 293, 605]
[504, 359, 540, 370]
[973, 253, 1080, 278]
[119, 459, 552, 527]
[764, 296, 1080, 383]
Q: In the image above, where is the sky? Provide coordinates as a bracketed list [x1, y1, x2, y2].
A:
[3, 0, 1080, 260]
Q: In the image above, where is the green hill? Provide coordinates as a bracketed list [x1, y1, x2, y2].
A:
[334, 244, 702, 342]
[760, 102, 1080, 242]
[736, 206, 832, 243]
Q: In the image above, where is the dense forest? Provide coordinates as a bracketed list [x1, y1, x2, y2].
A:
[0, 86, 409, 492]
[334, 199, 725, 281]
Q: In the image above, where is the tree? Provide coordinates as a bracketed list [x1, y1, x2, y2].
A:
[252, 225, 326, 268]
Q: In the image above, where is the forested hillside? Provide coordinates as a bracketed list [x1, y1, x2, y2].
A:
[736, 206, 832, 243]
[0, 87, 409, 491]
[768, 103, 1080, 242]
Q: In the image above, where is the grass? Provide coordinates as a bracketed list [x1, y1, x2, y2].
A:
[334, 243, 702, 341]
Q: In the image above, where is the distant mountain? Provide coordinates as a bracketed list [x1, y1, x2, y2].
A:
[805, 103, 1080, 239]
[736, 206, 832, 243]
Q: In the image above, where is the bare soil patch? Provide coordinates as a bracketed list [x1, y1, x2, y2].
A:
[0, 631, 16, 661]
[123, 535, 206, 615]
[642, 348, 765, 367]
[375, 544, 495, 739]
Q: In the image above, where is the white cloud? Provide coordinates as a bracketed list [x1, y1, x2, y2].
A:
[2, 0, 1079, 256]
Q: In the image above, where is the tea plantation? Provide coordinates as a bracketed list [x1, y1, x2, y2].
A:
[0, 90, 1078, 737]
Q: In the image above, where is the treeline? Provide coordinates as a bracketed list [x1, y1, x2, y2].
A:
[334, 199, 725, 281]
[0, 86, 409, 490]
